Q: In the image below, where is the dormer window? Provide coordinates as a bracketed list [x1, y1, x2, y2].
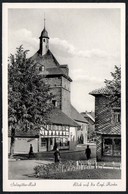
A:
[39, 65, 45, 72]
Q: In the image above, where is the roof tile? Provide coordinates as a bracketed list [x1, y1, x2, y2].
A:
[48, 108, 80, 127]
[89, 87, 110, 96]
[97, 123, 121, 135]
[70, 105, 88, 123]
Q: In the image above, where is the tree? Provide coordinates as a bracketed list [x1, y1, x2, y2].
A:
[104, 65, 121, 107]
[8, 45, 54, 157]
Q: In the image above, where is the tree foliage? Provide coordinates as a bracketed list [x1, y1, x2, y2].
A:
[104, 65, 121, 107]
[8, 45, 54, 133]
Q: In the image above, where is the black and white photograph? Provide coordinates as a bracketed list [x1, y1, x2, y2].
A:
[3, 3, 126, 191]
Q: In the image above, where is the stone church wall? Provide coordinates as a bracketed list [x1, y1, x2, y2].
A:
[61, 77, 71, 116]
[44, 77, 61, 87]
[61, 89, 71, 116]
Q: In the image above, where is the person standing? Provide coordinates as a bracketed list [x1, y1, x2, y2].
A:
[54, 148, 61, 163]
[28, 144, 34, 159]
[85, 145, 91, 160]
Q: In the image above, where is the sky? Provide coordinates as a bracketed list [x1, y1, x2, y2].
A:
[8, 6, 121, 113]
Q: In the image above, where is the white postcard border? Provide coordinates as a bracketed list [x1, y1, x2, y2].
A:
[2, 3, 126, 192]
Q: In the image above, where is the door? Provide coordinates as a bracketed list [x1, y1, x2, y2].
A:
[40, 138, 48, 152]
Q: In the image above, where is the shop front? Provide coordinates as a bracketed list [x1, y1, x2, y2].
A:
[39, 124, 75, 152]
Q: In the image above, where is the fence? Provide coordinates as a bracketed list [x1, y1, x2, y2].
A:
[34, 159, 121, 178]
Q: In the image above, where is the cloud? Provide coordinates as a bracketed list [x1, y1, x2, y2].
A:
[9, 28, 118, 59]
[71, 69, 104, 83]
[50, 37, 109, 58]
[13, 28, 39, 47]
[8, 28, 39, 57]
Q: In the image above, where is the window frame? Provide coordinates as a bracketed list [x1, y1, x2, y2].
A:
[102, 136, 121, 157]
[111, 107, 121, 124]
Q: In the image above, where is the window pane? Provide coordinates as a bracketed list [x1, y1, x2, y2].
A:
[41, 138, 46, 147]
[113, 138, 121, 156]
[103, 138, 113, 156]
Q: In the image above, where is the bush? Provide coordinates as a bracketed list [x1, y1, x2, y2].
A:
[34, 160, 77, 178]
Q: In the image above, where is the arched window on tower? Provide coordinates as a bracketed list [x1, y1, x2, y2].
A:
[43, 39, 45, 42]
[39, 65, 45, 72]
[52, 100, 58, 107]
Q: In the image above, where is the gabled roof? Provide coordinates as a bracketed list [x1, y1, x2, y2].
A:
[81, 112, 95, 122]
[30, 49, 60, 68]
[70, 105, 88, 124]
[89, 87, 110, 96]
[30, 50, 72, 81]
[48, 108, 80, 127]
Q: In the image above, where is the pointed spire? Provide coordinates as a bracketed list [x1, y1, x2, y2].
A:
[39, 14, 49, 39]
[44, 13, 46, 29]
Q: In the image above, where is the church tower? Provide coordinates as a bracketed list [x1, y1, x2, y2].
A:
[39, 18, 49, 56]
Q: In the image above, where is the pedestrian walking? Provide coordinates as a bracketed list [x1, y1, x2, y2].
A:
[53, 142, 58, 151]
[28, 144, 34, 159]
[85, 145, 91, 160]
[54, 148, 61, 163]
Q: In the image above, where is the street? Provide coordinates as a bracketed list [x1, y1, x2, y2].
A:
[9, 159, 52, 180]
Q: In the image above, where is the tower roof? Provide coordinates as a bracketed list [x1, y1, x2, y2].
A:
[40, 28, 49, 39]
[30, 50, 72, 81]
[40, 16, 49, 39]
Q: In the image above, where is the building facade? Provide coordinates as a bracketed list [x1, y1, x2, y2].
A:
[90, 88, 121, 161]
[81, 111, 95, 142]
[8, 23, 88, 154]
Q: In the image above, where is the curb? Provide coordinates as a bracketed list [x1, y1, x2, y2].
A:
[8, 158, 21, 161]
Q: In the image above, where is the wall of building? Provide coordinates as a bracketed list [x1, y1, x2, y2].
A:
[44, 76, 71, 114]
[87, 119, 95, 140]
[50, 87, 62, 109]
[61, 89, 71, 116]
[44, 77, 61, 87]
[95, 95, 121, 161]
[8, 137, 39, 154]
[75, 121, 88, 144]
[95, 96, 111, 160]
[44, 76, 71, 111]
[95, 96, 111, 131]
[42, 38, 49, 56]
[69, 127, 77, 150]
[60, 65, 69, 76]
[61, 77, 71, 116]
[61, 77, 70, 91]
[96, 134, 102, 160]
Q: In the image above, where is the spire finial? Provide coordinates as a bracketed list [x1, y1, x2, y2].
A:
[44, 13, 46, 29]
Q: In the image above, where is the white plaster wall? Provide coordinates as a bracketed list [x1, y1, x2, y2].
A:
[14, 138, 38, 154]
[42, 38, 49, 55]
